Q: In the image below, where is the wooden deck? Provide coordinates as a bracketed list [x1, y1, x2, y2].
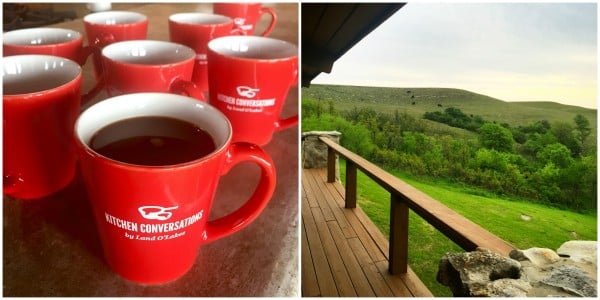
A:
[301, 168, 433, 297]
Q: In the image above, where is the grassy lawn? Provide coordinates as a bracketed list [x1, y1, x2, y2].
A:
[338, 159, 597, 297]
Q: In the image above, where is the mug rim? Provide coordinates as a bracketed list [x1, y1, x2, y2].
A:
[102, 40, 196, 66]
[2, 54, 82, 98]
[169, 12, 232, 25]
[214, 2, 262, 8]
[3, 27, 82, 46]
[75, 92, 232, 170]
[208, 36, 297, 62]
[83, 10, 147, 25]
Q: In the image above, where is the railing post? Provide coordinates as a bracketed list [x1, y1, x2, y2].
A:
[389, 193, 408, 274]
[345, 161, 357, 208]
[327, 145, 336, 183]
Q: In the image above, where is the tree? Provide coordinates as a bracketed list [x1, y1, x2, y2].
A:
[551, 121, 582, 157]
[301, 98, 323, 118]
[536, 143, 573, 168]
[573, 114, 591, 146]
[478, 123, 515, 152]
[474, 148, 508, 172]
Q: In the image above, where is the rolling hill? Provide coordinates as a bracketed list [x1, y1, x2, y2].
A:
[302, 84, 597, 132]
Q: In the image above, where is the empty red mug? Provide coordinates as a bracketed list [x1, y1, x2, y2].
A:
[207, 36, 298, 145]
[74, 92, 276, 284]
[3, 55, 99, 199]
[100, 40, 204, 100]
[169, 13, 241, 93]
[213, 2, 276, 36]
[3, 27, 98, 66]
[83, 11, 148, 77]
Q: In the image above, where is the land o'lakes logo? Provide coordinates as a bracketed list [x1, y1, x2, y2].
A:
[138, 205, 179, 221]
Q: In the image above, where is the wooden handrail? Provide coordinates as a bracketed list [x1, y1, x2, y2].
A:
[319, 136, 515, 274]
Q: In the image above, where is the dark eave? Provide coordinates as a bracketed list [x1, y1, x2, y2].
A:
[302, 3, 405, 87]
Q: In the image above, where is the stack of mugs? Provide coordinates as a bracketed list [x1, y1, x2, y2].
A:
[3, 3, 297, 284]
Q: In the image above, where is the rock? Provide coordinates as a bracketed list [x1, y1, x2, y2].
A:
[439, 243, 598, 297]
[520, 214, 532, 221]
[519, 247, 561, 266]
[542, 265, 597, 297]
[437, 248, 523, 297]
[557, 240, 597, 266]
[472, 278, 532, 297]
[301, 131, 341, 169]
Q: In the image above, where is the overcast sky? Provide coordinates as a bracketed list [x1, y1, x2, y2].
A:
[312, 2, 598, 109]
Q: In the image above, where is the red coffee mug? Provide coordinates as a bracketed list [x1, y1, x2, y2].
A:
[207, 36, 298, 145]
[213, 2, 276, 36]
[83, 11, 148, 77]
[169, 13, 242, 93]
[3, 55, 99, 199]
[3, 28, 98, 66]
[74, 92, 276, 284]
[100, 40, 204, 100]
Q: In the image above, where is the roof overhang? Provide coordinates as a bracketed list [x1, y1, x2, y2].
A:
[302, 3, 406, 87]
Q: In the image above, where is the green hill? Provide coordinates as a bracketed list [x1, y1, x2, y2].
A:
[302, 84, 597, 133]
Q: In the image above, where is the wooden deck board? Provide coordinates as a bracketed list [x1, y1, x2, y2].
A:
[301, 204, 320, 297]
[302, 195, 338, 297]
[302, 168, 433, 297]
[302, 170, 320, 208]
[312, 206, 356, 297]
[316, 175, 357, 239]
[305, 169, 336, 222]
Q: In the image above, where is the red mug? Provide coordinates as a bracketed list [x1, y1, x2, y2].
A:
[207, 36, 298, 145]
[3, 55, 98, 199]
[83, 11, 148, 77]
[3, 27, 98, 66]
[169, 13, 242, 93]
[213, 2, 277, 36]
[74, 92, 276, 284]
[100, 40, 204, 100]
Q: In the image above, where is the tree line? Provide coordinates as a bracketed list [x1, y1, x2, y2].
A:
[302, 99, 597, 212]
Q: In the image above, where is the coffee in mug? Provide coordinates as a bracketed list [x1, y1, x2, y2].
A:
[90, 116, 216, 166]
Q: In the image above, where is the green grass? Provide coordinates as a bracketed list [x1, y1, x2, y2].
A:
[338, 159, 597, 297]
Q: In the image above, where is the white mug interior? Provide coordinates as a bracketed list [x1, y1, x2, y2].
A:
[3, 28, 81, 46]
[102, 40, 196, 65]
[169, 13, 232, 25]
[84, 11, 147, 25]
[75, 93, 231, 163]
[208, 36, 297, 60]
[2, 55, 81, 95]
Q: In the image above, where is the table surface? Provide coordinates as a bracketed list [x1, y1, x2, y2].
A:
[3, 3, 299, 297]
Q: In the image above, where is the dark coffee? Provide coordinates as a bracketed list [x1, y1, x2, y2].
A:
[90, 116, 216, 166]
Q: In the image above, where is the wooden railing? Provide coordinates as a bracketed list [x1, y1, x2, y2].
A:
[320, 136, 515, 275]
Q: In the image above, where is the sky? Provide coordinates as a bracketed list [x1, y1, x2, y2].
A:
[312, 2, 598, 109]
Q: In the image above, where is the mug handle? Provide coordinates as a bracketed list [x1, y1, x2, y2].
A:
[274, 115, 299, 131]
[274, 70, 298, 131]
[77, 34, 115, 105]
[200, 142, 276, 244]
[258, 7, 277, 37]
[80, 75, 105, 106]
[170, 77, 206, 101]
